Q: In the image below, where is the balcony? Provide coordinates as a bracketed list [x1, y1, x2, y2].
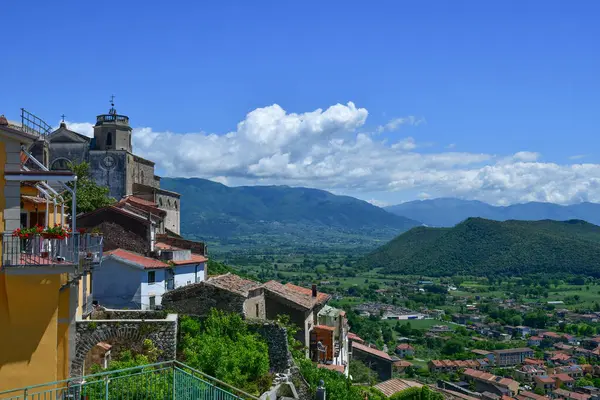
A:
[1, 233, 103, 272]
[0, 361, 258, 400]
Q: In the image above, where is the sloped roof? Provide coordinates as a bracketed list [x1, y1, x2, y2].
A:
[206, 273, 261, 296]
[169, 253, 208, 265]
[262, 280, 330, 310]
[374, 378, 422, 397]
[104, 248, 168, 269]
[351, 342, 392, 361]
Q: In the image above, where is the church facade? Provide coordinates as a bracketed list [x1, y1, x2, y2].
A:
[41, 105, 181, 234]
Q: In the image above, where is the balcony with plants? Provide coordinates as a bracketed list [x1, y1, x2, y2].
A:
[1, 225, 103, 271]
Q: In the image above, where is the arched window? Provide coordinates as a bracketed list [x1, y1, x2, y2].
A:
[106, 132, 113, 146]
[51, 158, 72, 171]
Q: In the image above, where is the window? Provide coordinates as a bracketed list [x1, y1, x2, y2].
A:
[174, 201, 178, 210]
[149, 296, 156, 310]
[148, 271, 156, 284]
[51, 158, 72, 171]
[106, 132, 113, 146]
[256, 304, 260, 318]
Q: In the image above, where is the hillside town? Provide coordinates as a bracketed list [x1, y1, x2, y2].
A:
[3, 106, 600, 400]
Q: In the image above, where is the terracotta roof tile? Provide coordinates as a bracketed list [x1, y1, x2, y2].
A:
[104, 248, 168, 269]
[314, 325, 335, 332]
[348, 332, 364, 343]
[207, 273, 261, 296]
[352, 342, 392, 361]
[374, 379, 422, 397]
[170, 253, 208, 265]
[262, 280, 331, 310]
[396, 343, 414, 350]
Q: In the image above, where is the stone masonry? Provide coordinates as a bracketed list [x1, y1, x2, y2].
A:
[72, 310, 177, 378]
[247, 321, 292, 373]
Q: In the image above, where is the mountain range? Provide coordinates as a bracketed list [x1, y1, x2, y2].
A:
[160, 178, 420, 252]
[366, 217, 600, 277]
[385, 198, 600, 227]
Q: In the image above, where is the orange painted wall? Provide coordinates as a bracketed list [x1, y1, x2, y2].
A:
[0, 273, 61, 391]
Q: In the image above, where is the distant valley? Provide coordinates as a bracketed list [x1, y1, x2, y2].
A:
[385, 198, 600, 227]
[160, 178, 421, 253]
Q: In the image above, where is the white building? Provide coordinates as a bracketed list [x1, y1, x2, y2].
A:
[94, 247, 206, 310]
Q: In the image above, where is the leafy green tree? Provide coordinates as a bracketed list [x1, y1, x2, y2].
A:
[65, 162, 115, 213]
[576, 378, 593, 388]
[534, 387, 545, 396]
[178, 311, 271, 395]
[349, 360, 377, 385]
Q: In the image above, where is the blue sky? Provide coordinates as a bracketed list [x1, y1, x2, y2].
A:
[2, 1, 600, 206]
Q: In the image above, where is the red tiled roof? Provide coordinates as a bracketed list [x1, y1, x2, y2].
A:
[535, 376, 555, 384]
[396, 343, 414, 350]
[551, 352, 571, 361]
[553, 389, 591, 400]
[394, 360, 413, 368]
[104, 249, 168, 269]
[170, 253, 208, 265]
[541, 331, 561, 338]
[352, 342, 392, 361]
[524, 358, 545, 365]
[206, 273, 261, 296]
[123, 196, 158, 208]
[314, 325, 335, 332]
[550, 374, 574, 382]
[374, 379, 422, 398]
[155, 242, 183, 250]
[262, 280, 331, 310]
[317, 364, 345, 374]
[518, 391, 548, 400]
[348, 332, 364, 343]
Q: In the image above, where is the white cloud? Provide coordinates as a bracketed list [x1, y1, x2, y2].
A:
[446, 143, 456, 149]
[63, 122, 94, 137]
[366, 199, 390, 208]
[569, 154, 587, 160]
[377, 116, 425, 133]
[64, 102, 600, 206]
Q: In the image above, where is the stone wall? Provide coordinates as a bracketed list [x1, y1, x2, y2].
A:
[248, 321, 292, 373]
[162, 282, 246, 317]
[89, 150, 128, 201]
[77, 215, 149, 255]
[72, 312, 177, 378]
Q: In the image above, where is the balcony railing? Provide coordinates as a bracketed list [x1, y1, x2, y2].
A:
[1, 233, 103, 271]
[0, 361, 258, 400]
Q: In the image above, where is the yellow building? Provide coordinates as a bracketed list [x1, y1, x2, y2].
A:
[0, 115, 101, 391]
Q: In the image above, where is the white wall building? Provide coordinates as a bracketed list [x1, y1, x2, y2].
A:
[94, 248, 206, 310]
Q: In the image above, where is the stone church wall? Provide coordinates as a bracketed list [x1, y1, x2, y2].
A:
[49, 142, 89, 169]
[89, 151, 128, 201]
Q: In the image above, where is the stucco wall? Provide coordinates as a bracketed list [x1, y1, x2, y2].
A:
[173, 263, 204, 289]
[93, 258, 142, 309]
[141, 268, 166, 310]
[244, 290, 267, 319]
[49, 142, 89, 169]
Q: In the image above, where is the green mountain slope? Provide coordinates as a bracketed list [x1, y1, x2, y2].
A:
[367, 218, 600, 277]
[160, 178, 421, 251]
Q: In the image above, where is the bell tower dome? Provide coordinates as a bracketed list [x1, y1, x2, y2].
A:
[93, 95, 132, 152]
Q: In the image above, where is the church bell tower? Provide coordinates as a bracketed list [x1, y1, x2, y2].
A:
[93, 95, 132, 152]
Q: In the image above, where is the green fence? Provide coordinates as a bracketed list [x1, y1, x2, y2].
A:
[0, 361, 258, 400]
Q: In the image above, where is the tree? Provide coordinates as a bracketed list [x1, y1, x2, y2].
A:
[65, 162, 115, 214]
[349, 360, 377, 385]
[534, 387, 545, 396]
[179, 311, 271, 395]
[576, 378, 593, 388]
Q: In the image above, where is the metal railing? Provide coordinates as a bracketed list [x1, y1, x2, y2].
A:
[0, 361, 259, 400]
[96, 114, 129, 124]
[20, 108, 53, 137]
[1, 233, 103, 271]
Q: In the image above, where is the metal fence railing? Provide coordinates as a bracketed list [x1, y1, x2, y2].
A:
[1, 233, 103, 272]
[0, 361, 259, 400]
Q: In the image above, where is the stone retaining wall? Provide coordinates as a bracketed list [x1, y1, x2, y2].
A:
[71, 313, 177, 377]
[248, 320, 292, 373]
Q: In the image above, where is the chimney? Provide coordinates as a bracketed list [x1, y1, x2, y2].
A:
[312, 284, 317, 298]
